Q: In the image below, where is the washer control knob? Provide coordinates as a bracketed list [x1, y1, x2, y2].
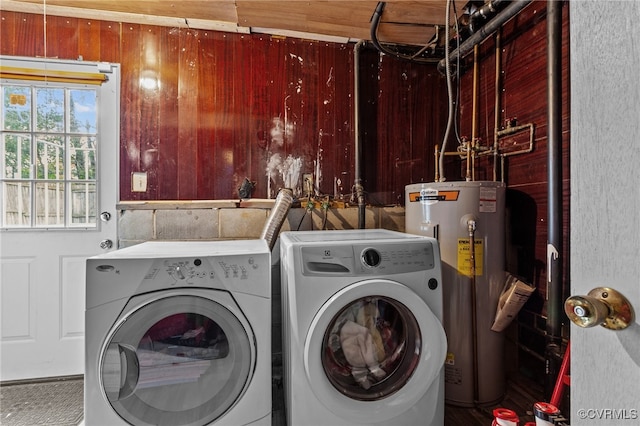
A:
[174, 266, 186, 280]
[361, 248, 381, 267]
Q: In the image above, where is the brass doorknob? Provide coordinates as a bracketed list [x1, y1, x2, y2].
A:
[565, 287, 634, 330]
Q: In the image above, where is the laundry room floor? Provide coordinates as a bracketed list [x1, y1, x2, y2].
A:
[0, 372, 544, 426]
[1, 376, 84, 426]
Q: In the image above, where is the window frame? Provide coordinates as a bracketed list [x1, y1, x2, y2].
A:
[0, 58, 112, 230]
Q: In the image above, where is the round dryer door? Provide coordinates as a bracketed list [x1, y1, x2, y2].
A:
[99, 291, 254, 426]
[304, 279, 447, 423]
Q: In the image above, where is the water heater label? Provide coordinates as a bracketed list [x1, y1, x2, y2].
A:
[479, 187, 498, 212]
[407, 189, 460, 203]
[457, 239, 484, 276]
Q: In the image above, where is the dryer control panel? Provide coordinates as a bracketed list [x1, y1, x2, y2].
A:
[128, 253, 270, 298]
[148, 255, 263, 284]
[301, 241, 436, 276]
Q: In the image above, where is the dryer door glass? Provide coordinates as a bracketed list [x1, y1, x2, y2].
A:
[322, 296, 421, 400]
[100, 294, 253, 426]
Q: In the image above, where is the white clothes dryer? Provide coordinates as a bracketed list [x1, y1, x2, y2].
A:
[85, 240, 271, 426]
[280, 229, 447, 426]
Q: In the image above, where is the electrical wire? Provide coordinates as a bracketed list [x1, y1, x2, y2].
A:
[451, 1, 465, 148]
[439, 0, 455, 182]
[370, 2, 442, 64]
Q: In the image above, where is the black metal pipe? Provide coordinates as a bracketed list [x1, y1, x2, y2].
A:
[437, 0, 532, 74]
[469, 0, 508, 33]
[545, 0, 564, 400]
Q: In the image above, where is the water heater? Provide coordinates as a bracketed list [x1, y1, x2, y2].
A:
[405, 181, 506, 407]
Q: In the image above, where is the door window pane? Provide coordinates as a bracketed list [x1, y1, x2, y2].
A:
[36, 134, 64, 180]
[36, 87, 64, 132]
[69, 89, 97, 133]
[3, 133, 31, 178]
[2, 181, 31, 226]
[1, 82, 99, 228]
[2, 85, 31, 131]
[70, 136, 96, 180]
[71, 182, 96, 225]
[35, 181, 64, 226]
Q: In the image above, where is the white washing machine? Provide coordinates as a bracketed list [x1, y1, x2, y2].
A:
[280, 229, 447, 426]
[85, 240, 271, 426]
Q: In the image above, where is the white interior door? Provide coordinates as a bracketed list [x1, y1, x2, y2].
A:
[0, 56, 119, 381]
[570, 3, 640, 425]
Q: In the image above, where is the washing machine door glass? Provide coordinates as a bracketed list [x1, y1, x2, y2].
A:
[322, 296, 420, 400]
[100, 294, 253, 426]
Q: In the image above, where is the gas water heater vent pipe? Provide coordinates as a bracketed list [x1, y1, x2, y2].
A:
[353, 40, 366, 228]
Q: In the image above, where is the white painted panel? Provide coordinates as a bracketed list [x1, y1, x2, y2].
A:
[60, 255, 86, 338]
[0, 57, 119, 381]
[570, 2, 640, 425]
[1, 258, 34, 339]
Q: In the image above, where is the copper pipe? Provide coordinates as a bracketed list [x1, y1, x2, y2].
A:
[493, 30, 502, 182]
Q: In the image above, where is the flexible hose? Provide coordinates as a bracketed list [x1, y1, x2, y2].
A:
[260, 188, 293, 251]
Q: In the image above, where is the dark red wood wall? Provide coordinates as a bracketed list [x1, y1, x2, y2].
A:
[1, 4, 569, 368]
[0, 10, 447, 203]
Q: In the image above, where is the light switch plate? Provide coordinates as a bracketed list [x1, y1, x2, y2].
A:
[132, 172, 147, 192]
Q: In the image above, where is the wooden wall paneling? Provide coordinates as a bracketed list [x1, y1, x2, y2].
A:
[0, 13, 15, 55]
[408, 64, 444, 186]
[119, 22, 142, 200]
[137, 24, 161, 200]
[301, 40, 320, 197]
[329, 44, 353, 202]
[157, 25, 180, 200]
[98, 21, 120, 64]
[76, 18, 101, 62]
[314, 41, 335, 198]
[1, 12, 46, 57]
[232, 34, 254, 199]
[45, 15, 78, 59]
[195, 29, 218, 199]
[247, 34, 269, 199]
[358, 46, 382, 204]
[176, 28, 199, 200]
[376, 54, 412, 205]
[281, 38, 316, 198]
[260, 37, 289, 199]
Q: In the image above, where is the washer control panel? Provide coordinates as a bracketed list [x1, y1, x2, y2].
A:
[301, 241, 436, 276]
[355, 242, 436, 274]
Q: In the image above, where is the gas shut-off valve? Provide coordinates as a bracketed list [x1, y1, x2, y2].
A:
[564, 287, 635, 330]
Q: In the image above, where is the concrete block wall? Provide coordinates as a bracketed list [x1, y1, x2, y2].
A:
[117, 200, 406, 372]
[117, 200, 406, 247]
